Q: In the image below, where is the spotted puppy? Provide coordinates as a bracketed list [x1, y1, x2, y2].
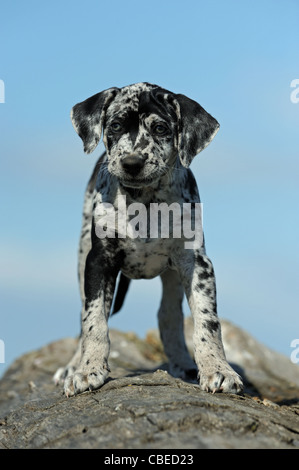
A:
[54, 82, 243, 396]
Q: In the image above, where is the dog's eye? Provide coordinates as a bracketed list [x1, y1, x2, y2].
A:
[153, 123, 169, 136]
[110, 122, 122, 133]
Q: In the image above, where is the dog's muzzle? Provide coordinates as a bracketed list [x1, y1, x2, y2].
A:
[121, 153, 146, 176]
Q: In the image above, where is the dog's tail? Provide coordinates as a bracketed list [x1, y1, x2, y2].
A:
[111, 273, 131, 315]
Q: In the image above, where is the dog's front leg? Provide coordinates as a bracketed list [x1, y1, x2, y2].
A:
[174, 249, 243, 394]
[64, 244, 120, 397]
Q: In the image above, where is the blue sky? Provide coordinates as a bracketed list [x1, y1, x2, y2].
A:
[1, 0, 299, 375]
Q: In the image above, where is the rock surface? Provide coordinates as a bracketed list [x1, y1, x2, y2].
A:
[0, 318, 298, 449]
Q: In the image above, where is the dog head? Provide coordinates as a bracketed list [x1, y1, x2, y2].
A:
[71, 82, 219, 188]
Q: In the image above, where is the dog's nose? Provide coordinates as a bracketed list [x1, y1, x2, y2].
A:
[121, 154, 145, 175]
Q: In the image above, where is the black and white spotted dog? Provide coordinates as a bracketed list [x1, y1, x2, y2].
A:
[54, 82, 243, 396]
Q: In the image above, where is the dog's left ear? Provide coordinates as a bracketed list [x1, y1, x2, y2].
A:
[71, 87, 119, 154]
[174, 94, 220, 168]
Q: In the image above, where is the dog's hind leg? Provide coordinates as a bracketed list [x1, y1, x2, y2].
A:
[158, 268, 197, 380]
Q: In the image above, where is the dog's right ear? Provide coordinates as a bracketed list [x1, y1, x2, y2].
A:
[71, 87, 119, 154]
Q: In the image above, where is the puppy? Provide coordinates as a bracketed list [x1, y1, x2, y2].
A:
[54, 82, 243, 397]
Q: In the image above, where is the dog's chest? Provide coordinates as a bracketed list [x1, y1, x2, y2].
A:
[119, 237, 172, 279]
[95, 183, 185, 279]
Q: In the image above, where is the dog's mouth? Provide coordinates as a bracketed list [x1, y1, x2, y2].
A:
[119, 166, 172, 188]
[119, 177, 157, 189]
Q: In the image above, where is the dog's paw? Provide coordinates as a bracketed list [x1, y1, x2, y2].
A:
[63, 366, 109, 397]
[53, 366, 76, 385]
[199, 366, 243, 394]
